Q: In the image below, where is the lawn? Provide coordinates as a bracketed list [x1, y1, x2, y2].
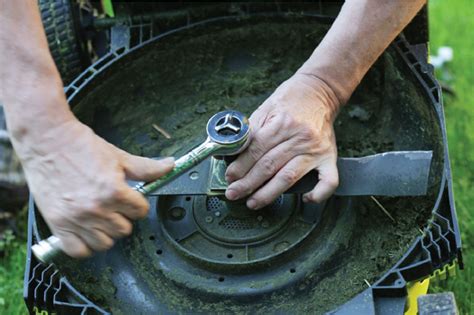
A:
[428, 0, 474, 313]
[0, 1, 472, 314]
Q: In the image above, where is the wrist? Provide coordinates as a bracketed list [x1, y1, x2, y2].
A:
[291, 72, 342, 122]
[4, 77, 76, 155]
[296, 55, 360, 107]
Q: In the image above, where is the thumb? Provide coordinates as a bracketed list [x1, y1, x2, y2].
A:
[120, 152, 175, 182]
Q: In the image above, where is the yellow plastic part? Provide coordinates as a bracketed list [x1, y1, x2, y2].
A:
[405, 277, 430, 315]
[430, 260, 457, 281]
[32, 306, 56, 315]
[404, 260, 458, 314]
[101, 0, 115, 18]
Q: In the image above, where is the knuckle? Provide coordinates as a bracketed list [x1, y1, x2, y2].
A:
[281, 114, 296, 129]
[268, 113, 285, 128]
[260, 156, 277, 176]
[105, 184, 124, 200]
[247, 142, 264, 161]
[280, 168, 299, 184]
[77, 202, 102, 219]
[298, 126, 316, 142]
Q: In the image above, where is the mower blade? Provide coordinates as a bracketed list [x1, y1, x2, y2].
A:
[290, 150, 433, 196]
[147, 150, 433, 197]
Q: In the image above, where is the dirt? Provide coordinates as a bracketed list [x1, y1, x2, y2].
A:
[58, 16, 444, 314]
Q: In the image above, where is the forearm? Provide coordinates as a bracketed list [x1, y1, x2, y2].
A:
[0, 1, 74, 151]
[298, 0, 426, 106]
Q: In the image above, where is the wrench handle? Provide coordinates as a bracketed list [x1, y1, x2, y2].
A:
[135, 139, 219, 194]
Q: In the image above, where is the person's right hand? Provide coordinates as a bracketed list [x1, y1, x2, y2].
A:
[19, 120, 174, 258]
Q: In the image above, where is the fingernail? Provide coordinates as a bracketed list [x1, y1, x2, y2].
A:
[226, 188, 239, 200]
[302, 195, 309, 203]
[247, 199, 257, 209]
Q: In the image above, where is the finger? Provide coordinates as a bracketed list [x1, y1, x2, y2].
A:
[303, 159, 339, 204]
[226, 114, 292, 183]
[77, 226, 115, 252]
[225, 139, 298, 200]
[246, 155, 313, 210]
[121, 153, 175, 182]
[54, 229, 92, 258]
[112, 183, 150, 220]
[98, 212, 133, 239]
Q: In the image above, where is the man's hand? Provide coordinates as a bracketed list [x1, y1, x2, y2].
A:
[225, 73, 340, 209]
[21, 120, 174, 258]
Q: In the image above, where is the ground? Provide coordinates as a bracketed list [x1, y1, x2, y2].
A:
[0, 1, 472, 314]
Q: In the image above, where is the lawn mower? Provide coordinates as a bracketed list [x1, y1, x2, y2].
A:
[24, 1, 461, 314]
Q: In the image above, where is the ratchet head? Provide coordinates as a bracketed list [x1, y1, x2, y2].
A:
[207, 110, 250, 156]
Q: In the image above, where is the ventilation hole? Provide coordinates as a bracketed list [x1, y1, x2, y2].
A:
[219, 217, 254, 230]
[149, 235, 155, 240]
[227, 253, 233, 259]
[290, 268, 296, 273]
[156, 249, 163, 255]
[207, 196, 222, 211]
[218, 277, 225, 282]
[185, 196, 191, 201]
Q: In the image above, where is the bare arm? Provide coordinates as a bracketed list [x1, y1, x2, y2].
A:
[0, 1, 174, 257]
[0, 1, 74, 138]
[226, 0, 426, 209]
[299, 0, 427, 104]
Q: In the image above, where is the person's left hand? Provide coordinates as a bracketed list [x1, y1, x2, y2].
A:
[225, 73, 341, 209]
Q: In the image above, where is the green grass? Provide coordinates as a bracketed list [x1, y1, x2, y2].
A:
[0, 2, 473, 314]
[428, 0, 474, 313]
[0, 232, 27, 315]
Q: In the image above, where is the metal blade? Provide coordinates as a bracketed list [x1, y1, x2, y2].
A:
[291, 150, 433, 196]
[146, 151, 433, 197]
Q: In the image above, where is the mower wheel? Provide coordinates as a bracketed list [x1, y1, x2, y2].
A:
[38, 0, 85, 85]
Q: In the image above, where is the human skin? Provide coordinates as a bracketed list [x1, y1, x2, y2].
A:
[225, 0, 426, 209]
[0, 0, 425, 257]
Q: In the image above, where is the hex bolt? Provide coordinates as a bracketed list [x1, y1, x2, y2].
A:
[215, 211, 221, 217]
[205, 216, 214, 223]
[257, 215, 263, 222]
